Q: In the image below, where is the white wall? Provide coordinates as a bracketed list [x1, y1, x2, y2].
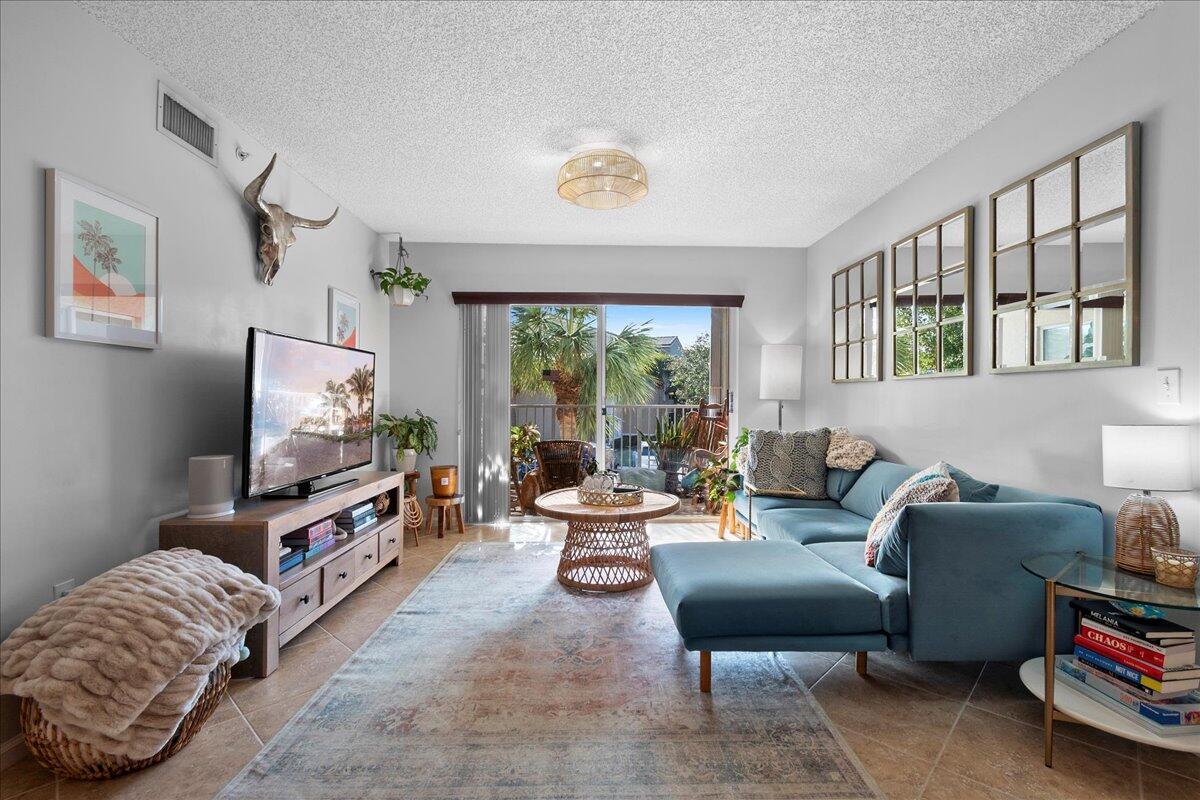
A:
[803, 2, 1200, 549]
[388, 243, 805, 497]
[0, 0, 390, 649]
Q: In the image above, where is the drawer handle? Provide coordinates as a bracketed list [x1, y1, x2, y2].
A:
[365, 554, 374, 561]
[388, 537, 397, 544]
[300, 594, 311, 605]
[338, 571, 348, 579]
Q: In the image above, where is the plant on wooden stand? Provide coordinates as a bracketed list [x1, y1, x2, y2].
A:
[374, 410, 438, 472]
[699, 427, 750, 512]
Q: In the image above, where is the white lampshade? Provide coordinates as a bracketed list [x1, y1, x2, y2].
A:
[1102, 425, 1194, 491]
[760, 345, 804, 400]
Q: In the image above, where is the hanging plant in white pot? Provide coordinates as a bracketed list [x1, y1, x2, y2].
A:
[371, 237, 431, 308]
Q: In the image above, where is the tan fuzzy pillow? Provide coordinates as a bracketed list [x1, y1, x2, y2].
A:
[864, 462, 959, 566]
[827, 427, 875, 470]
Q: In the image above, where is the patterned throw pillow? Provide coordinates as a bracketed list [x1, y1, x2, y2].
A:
[826, 427, 876, 470]
[745, 428, 831, 499]
[864, 462, 960, 566]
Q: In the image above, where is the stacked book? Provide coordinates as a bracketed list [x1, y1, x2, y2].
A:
[281, 517, 337, 572]
[336, 501, 377, 534]
[1056, 599, 1200, 737]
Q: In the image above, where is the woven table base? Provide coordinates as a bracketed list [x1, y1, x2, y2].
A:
[557, 519, 652, 592]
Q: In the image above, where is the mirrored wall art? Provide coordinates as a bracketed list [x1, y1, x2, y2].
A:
[988, 123, 1139, 372]
[832, 252, 884, 383]
[890, 207, 974, 378]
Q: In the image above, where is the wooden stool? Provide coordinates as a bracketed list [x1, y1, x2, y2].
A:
[425, 494, 465, 538]
[402, 471, 423, 546]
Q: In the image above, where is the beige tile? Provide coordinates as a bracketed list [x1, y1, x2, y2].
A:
[920, 767, 1018, 799]
[227, 633, 351, 714]
[853, 651, 984, 701]
[57, 715, 261, 800]
[810, 659, 963, 762]
[317, 582, 405, 649]
[279, 620, 332, 650]
[206, 690, 241, 726]
[776, 650, 845, 687]
[1139, 743, 1200, 781]
[368, 563, 428, 596]
[1140, 762, 1200, 797]
[837, 729, 932, 800]
[2, 786, 53, 800]
[0, 753, 53, 800]
[937, 706, 1140, 800]
[967, 662, 1138, 757]
[242, 690, 314, 743]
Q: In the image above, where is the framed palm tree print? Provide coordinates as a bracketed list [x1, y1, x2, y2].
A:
[45, 169, 161, 348]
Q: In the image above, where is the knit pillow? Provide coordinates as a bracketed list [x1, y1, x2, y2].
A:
[864, 462, 960, 566]
[826, 427, 876, 470]
[745, 428, 831, 499]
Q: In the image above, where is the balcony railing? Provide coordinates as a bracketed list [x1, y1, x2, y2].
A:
[510, 403, 698, 469]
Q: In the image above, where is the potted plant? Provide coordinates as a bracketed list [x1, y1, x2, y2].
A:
[509, 423, 541, 482]
[639, 416, 697, 495]
[374, 410, 438, 472]
[373, 264, 431, 307]
[699, 427, 749, 512]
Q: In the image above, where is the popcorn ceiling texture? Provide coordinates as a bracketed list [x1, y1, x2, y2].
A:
[77, 1, 1156, 247]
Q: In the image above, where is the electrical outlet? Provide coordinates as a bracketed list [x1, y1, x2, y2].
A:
[1157, 367, 1181, 405]
[53, 579, 75, 599]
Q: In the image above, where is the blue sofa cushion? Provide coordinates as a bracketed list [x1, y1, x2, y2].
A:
[756, 508, 871, 545]
[946, 464, 999, 503]
[838, 461, 919, 520]
[807, 541, 909, 634]
[732, 489, 840, 527]
[992, 484, 1101, 511]
[826, 467, 866, 502]
[650, 541, 884, 639]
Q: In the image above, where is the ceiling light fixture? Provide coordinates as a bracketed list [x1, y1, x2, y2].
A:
[557, 143, 648, 210]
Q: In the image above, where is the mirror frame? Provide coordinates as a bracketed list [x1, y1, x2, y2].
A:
[831, 251, 884, 383]
[889, 206, 974, 378]
[987, 122, 1140, 373]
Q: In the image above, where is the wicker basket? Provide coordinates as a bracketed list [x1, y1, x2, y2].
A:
[577, 486, 645, 507]
[1151, 546, 1199, 590]
[20, 662, 230, 780]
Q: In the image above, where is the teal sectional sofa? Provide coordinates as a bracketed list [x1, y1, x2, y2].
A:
[651, 459, 1103, 692]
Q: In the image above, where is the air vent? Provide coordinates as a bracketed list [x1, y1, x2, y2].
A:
[156, 82, 217, 166]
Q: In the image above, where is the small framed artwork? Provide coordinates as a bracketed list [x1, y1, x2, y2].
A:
[45, 169, 161, 348]
[328, 287, 361, 347]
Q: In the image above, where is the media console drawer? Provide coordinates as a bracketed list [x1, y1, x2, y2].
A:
[322, 549, 357, 602]
[280, 570, 321, 631]
[353, 533, 380, 578]
[379, 524, 402, 564]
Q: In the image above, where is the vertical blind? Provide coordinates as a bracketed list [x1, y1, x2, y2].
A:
[460, 304, 511, 524]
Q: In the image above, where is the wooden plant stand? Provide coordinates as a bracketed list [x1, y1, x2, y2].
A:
[425, 494, 465, 538]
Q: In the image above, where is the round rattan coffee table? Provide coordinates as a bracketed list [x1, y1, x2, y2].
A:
[535, 488, 680, 592]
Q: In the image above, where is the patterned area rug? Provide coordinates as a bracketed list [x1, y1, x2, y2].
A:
[220, 543, 882, 799]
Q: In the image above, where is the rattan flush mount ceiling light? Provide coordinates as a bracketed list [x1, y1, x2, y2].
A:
[557, 147, 648, 210]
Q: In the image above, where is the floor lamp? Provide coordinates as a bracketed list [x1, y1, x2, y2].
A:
[760, 344, 803, 430]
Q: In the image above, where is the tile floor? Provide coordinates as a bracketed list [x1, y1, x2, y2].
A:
[2, 521, 1196, 800]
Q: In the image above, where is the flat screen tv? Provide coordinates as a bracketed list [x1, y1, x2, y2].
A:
[243, 328, 375, 499]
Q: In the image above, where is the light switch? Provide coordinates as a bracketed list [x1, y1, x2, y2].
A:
[1157, 367, 1180, 405]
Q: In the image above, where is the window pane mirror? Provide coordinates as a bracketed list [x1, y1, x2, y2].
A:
[832, 252, 883, 383]
[890, 207, 973, 378]
[989, 122, 1139, 372]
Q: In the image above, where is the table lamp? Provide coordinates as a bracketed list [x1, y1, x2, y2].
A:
[1102, 424, 1194, 574]
[760, 345, 803, 430]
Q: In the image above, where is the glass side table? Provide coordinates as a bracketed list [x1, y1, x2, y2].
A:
[1021, 551, 1200, 767]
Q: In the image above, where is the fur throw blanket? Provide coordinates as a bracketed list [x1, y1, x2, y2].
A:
[1, 548, 279, 759]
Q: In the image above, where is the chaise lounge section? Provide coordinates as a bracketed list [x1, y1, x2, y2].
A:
[652, 459, 1104, 691]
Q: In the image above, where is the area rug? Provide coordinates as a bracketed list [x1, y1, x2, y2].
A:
[219, 543, 882, 799]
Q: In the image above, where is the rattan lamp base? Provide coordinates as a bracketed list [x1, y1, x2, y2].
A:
[1115, 492, 1180, 575]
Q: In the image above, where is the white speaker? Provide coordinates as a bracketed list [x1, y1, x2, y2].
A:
[188, 455, 236, 518]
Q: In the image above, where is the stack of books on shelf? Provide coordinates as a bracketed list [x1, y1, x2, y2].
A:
[336, 501, 377, 534]
[1055, 599, 1200, 738]
[280, 517, 338, 573]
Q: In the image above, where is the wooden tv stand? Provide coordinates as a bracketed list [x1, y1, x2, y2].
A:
[159, 470, 404, 678]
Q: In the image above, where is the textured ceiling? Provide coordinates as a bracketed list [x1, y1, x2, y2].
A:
[78, 1, 1156, 247]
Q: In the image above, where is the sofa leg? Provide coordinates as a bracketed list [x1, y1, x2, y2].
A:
[855, 651, 868, 677]
[700, 650, 711, 693]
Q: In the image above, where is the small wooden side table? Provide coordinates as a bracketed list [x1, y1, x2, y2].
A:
[425, 494, 465, 538]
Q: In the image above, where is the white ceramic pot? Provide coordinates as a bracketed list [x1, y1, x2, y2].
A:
[390, 287, 415, 307]
[395, 447, 418, 473]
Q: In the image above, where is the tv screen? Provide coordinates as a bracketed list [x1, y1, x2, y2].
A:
[243, 328, 375, 497]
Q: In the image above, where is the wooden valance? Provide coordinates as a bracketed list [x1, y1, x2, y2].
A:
[451, 292, 744, 308]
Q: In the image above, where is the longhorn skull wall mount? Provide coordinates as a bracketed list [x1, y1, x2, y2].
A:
[242, 153, 338, 285]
